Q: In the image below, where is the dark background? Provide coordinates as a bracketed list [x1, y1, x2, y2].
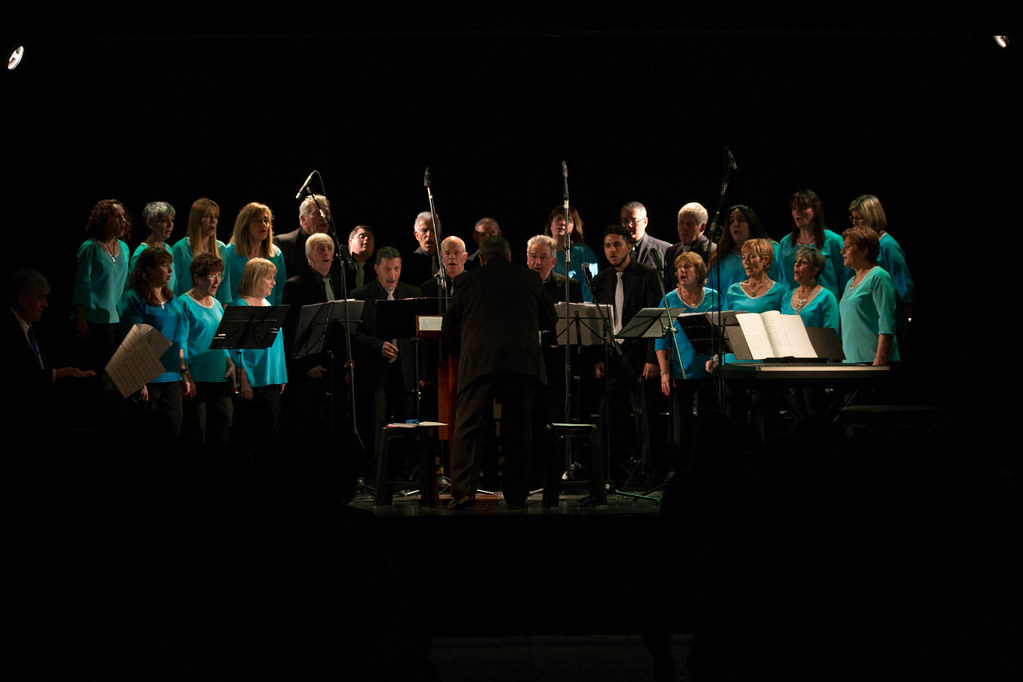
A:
[2, 16, 1017, 391]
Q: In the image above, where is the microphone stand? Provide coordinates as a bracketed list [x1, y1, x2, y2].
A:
[705, 147, 738, 412]
[296, 173, 366, 479]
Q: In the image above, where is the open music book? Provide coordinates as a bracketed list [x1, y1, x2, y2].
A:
[733, 310, 818, 360]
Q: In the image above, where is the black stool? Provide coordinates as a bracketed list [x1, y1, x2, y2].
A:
[544, 423, 606, 506]
[374, 424, 439, 506]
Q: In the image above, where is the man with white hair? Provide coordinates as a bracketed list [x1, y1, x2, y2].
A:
[275, 194, 332, 278]
[662, 202, 716, 290]
[402, 211, 439, 287]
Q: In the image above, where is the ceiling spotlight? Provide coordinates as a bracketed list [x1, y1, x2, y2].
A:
[994, 35, 1009, 48]
[8, 46, 24, 70]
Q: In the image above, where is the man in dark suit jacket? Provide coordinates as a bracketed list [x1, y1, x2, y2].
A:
[621, 201, 672, 270]
[274, 194, 331, 280]
[281, 233, 352, 438]
[351, 247, 424, 473]
[343, 225, 376, 293]
[662, 202, 717, 290]
[6, 269, 97, 431]
[442, 236, 557, 509]
[401, 212, 440, 288]
[590, 225, 663, 483]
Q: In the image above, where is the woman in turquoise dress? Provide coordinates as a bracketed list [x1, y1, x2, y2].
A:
[72, 198, 132, 370]
[707, 204, 782, 296]
[179, 252, 234, 445]
[778, 189, 848, 299]
[839, 227, 899, 365]
[231, 257, 287, 434]
[781, 246, 840, 331]
[222, 202, 286, 305]
[172, 197, 229, 302]
[544, 205, 599, 302]
[724, 238, 786, 313]
[655, 251, 721, 470]
[130, 201, 178, 293]
[847, 194, 913, 335]
[120, 247, 191, 434]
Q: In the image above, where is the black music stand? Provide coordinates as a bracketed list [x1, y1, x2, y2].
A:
[678, 310, 738, 358]
[212, 305, 289, 353]
[546, 302, 614, 505]
[291, 300, 365, 435]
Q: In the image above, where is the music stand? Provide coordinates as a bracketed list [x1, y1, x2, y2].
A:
[291, 300, 364, 359]
[677, 310, 738, 358]
[212, 305, 289, 353]
[376, 297, 440, 420]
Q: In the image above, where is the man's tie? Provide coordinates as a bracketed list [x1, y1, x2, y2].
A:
[614, 271, 624, 335]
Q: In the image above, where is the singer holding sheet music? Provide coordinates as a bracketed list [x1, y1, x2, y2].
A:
[655, 251, 721, 470]
[839, 227, 899, 365]
[120, 247, 191, 435]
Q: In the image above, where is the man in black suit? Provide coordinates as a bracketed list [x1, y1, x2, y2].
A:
[442, 236, 557, 509]
[344, 225, 376, 292]
[465, 217, 500, 270]
[6, 269, 97, 431]
[281, 233, 352, 438]
[621, 201, 671, 270]
[591, 225, 663, 484]
[351, 247, 424, 473]
[274, 194, 331, 279]
[419, 235, 467, 301]
[663, 202, 717, 290]
[401, 212, 440, 288]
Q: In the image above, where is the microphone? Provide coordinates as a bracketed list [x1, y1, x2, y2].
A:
[650, 249, 663, 271]
[424, 167, 431, 187]
[295, 171, 315, 200]
[725, 146, 738, 171]
[581, 263, 595, 291]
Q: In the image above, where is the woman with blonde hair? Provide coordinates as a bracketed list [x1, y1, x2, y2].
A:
[231, 257, 287, 433]
[848, 194, 913, 334]
[222, 202, 286, 304]
[724, 238, 786, 313]
[172, 197, 228, 300]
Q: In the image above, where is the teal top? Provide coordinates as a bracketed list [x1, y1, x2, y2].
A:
[778, 230, 850, 299]
[222, 243, 287, 305]
[878, 232, 914, 332]
[230, 298, 287, 387]
[119, 289, 187, 383]
[707, 242, 784, 297]
[553, 244, 599, 302]
[839, 266, 900, 364]
[73, 239, 130, 324]
[654, 287, 720, 380]
[130, 243, 178, 295]
[781, 286, 840, 331]
[170, 237, 230, 303]
[725, 280, 786, 313]
[179, 293, 230, 383]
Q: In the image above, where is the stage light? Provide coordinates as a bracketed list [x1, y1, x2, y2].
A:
[994, 35, 1009, 48]
[8, 45, 24, 70]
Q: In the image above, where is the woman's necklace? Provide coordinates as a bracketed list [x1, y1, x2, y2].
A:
[100, 239, 119, 262]
[743, 277, 769, 298]
[792, 284, 818, 312]
[678, 285, 702, 308]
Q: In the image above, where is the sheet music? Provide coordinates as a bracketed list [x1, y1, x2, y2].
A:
[105, 323, 172, 398]
[735, 311, 816, 360]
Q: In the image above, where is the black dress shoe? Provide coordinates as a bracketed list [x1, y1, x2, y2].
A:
[447, 496, 475, 510]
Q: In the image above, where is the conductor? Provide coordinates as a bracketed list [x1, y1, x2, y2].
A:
[442, 235, 558, 510]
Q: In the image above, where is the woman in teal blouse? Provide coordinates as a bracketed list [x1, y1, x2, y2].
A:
[781, 246, 840, 331]
[778, 189, 849, 299]
[839, 227, 899, 365]
[231, 257, 287, 434]
[222, 202, 286, 305]
[72, 199, 132, 370]
[130, 201, 178, 293]
[120, 247, 191, 434]
[172, 197, 229, 302]
[179, 252, 234, 445]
